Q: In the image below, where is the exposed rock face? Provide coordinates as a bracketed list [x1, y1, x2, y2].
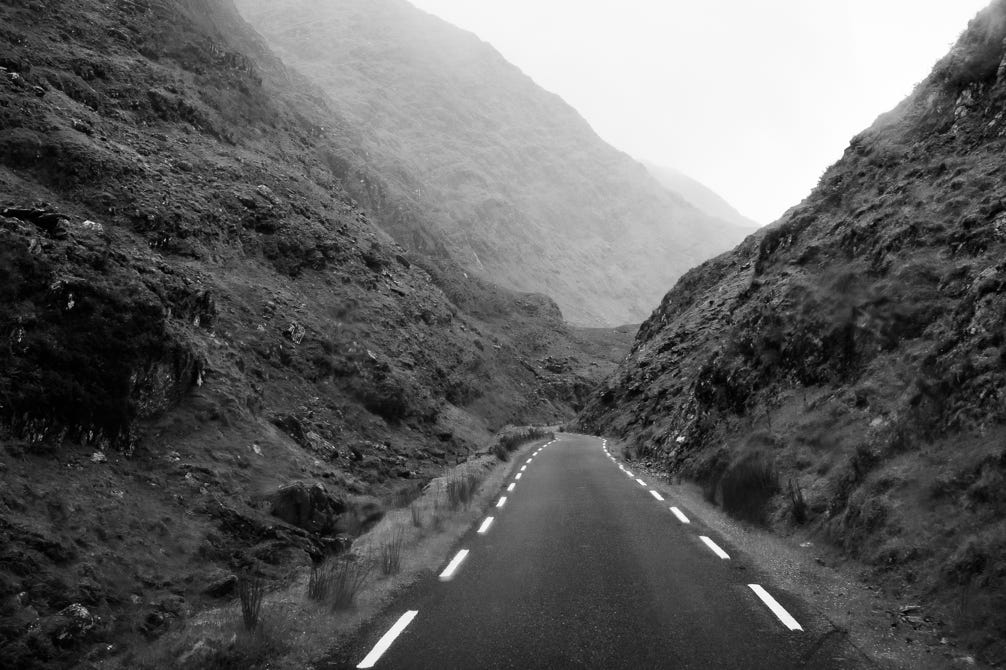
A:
[579, 2, 1006, 659]
[269, 482, 346, 535]
[234, 0, 747, 326]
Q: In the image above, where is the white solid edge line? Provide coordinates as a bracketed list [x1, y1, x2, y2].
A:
[438, 549, 470, 581]
[356, 610, 419, 668]
[507, 483, 515, 492]
[635, 478, 646, 486]
[477, 517, 494, 534]
[700, 536, 730, 560]
[749, 584, 803, 631]
[650, 490, 664, 501]
[670, 507, 690, 523]
[496, 496, 508, 508]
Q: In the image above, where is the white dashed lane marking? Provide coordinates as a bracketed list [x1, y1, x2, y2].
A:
[477, 517, 494, 534]
[635, 478, 647, 486]
[650, 490, 664, 501]
[507, 483, 515, 492]
[515, 472, 522, 480]
[496, 496, 508, 508]
[700, 536, 730, 560]
[356, 610, 419, 668]
[439, 549, 470, 581]
[670, 507, 691, 524]
[749, 584, 803, 631]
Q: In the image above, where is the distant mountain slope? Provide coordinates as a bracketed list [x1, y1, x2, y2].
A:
[579, 2, 1006, 659]
[234, 0, 747, 326]
[643, 162, 760, 229]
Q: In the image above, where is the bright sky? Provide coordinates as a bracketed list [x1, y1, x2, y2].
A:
[408, 0, 991, 224]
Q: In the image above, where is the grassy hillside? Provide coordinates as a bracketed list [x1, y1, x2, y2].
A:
[643, 161, 760, 229]
[234, 0, 747, 326]
[0, 0, 630, 666]
[579, 2, 1006, 661]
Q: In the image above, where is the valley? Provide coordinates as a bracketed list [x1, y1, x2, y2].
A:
[2, 0, 1005, 668]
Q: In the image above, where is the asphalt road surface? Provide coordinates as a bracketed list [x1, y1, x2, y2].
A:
[333, 433, 869, 669]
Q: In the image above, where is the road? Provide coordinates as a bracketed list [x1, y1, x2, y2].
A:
[332, 433, 868, 669]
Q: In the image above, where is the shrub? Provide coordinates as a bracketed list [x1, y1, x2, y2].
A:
[236, 573, 265, 632]
[490, 441, 509, 461]
[719, 452, 780, 525]
[788, 478, 808, 524]
[410, 502, 423, 528]
[379, 529, 404, 576]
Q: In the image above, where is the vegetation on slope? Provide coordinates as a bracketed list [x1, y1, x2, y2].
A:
[0, 0, 630, 666]
[579, 2, 1006, 661]
[234, 0, 747, 326]
[643, 161, 760, 230]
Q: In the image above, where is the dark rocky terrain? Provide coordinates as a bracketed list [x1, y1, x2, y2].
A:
[234, 0, 748, 327]
[0, 0, 633, 667]
[580, 2, 1006, 661]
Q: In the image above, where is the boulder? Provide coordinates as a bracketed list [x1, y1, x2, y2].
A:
[269, 482, 346, 535]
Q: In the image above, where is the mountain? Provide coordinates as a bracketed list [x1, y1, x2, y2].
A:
[0, 0, 633, 666]
[643, 161, 760, 229]
[578, 2, 1006, 659]
[233, 0, 747, 326]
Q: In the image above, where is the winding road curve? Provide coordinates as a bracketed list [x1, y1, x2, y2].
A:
[331, 433, 868, 669]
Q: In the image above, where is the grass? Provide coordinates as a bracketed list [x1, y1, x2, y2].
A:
[445, 469, 480, 509]
[307, 561, 336, 602]
[124, 435, 546, 669]
[379, 529, 404, 576]
[491, 426, 553, 461]
[788, 478, 808, 525]
[331, 554, 374, 610]
[237, 573, 265, 632]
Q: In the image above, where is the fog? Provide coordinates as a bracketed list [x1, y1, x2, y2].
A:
[408, 0, 991, 224]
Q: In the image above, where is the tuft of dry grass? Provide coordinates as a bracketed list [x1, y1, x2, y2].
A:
[307, 561, 336, 602]
[331, 554, 374, 610]
[379, 528, 405, 576]
[237, 573, 265, 632]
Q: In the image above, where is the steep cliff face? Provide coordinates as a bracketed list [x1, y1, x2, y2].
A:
[0, 1, 628, 666]
[234, 0, 747, 326]
[580, 2, 1006, 658]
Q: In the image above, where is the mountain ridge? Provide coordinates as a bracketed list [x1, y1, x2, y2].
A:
[643, 160, 760, 229]
[234, 0, 748, 326]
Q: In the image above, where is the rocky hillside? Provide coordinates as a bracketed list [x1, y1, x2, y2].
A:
[0, 0, 631, 667]
[580, 2, 1006, 661]
[643, 161, 759, 229]
[233, 0, 746, 326]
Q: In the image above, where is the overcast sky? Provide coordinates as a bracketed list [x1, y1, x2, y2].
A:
[408, 0, 991, 224]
